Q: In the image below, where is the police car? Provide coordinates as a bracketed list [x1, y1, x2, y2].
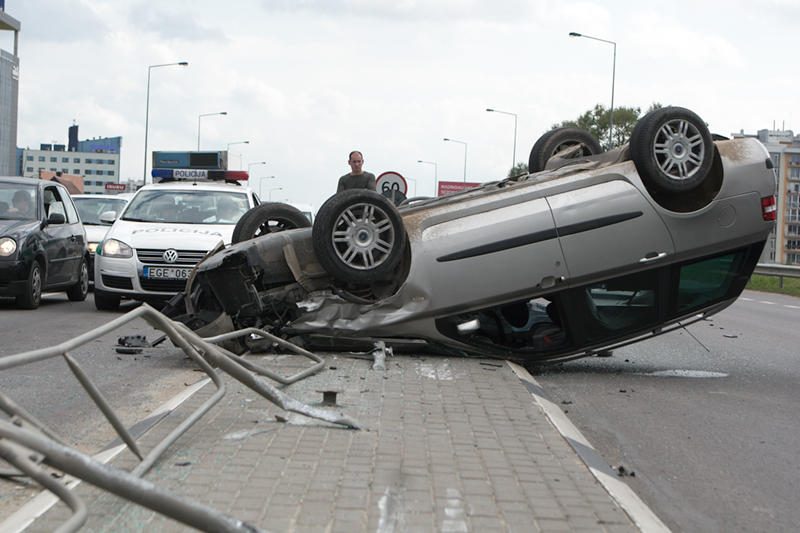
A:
[93, 176, 258, 310]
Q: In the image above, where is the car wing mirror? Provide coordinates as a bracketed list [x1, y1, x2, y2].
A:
[47, 212, 66, 225]
[99, 210, 118, 225]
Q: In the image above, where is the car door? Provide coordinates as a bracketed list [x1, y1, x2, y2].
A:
[547, 179, 675, 284]
[40, 185, 75, 286]
[60, 188, 87, 283]
[420, 195, 568, 311]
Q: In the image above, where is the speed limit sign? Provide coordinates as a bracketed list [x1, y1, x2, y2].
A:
[376, 171, 408, 196]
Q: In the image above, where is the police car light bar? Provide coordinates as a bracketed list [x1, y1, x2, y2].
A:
[151, 168, 249, 181]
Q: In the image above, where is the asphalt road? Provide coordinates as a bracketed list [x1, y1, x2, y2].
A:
[0, 292, 200, 452]
[533, 289, 800, 532]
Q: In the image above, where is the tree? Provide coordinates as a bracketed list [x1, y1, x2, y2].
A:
[508, 162, 529, 178]
[552, 102, 662, 149]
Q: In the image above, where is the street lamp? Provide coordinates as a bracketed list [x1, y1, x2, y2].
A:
[569, 31, 617, 147]
[143, 61, 188, 184]
[417, 159, 438, 195]
[486, 108, 518, 171]
[197, 111, 227, 151]
[227, 140, 249, 170]
[443, 138, 468, 182]
[268, 186, 283, 201]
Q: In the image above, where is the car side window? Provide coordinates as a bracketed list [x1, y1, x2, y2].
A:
[574, 269, 661, 343]
[44, 186, 75, 223]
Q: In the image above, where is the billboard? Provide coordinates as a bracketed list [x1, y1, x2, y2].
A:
[437, 180, 482, 197]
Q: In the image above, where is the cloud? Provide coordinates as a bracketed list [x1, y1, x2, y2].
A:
[9, 0, 110, 43]
[127, 2, 227, 42]
[257, 0, 535, 22]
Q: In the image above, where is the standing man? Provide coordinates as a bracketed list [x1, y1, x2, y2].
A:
[337, 150, 376, 193]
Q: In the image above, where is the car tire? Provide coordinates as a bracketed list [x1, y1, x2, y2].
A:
[94, 288, 121, 311]
[231, 202, 311, 243]
[528, 127, 603, 173]
[16, 261, 43, 310]
[66, 257, 89, 301]
[629, 106, 714, 194]
[312, 190, 407, 284]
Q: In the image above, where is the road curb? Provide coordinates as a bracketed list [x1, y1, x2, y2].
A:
[507, 361, 671, 533]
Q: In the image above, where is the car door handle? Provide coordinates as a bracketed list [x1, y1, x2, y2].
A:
[639, 252, 667, 263]
[538, 275, 565, 289]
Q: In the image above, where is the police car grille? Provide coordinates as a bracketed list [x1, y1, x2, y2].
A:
[139, 278, 188, 293]
[136, 249, 207, 266]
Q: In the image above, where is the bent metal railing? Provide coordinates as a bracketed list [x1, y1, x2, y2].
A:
[0, 303, 359, 532]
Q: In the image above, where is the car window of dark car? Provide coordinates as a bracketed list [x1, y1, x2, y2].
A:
[44, 185, 77, 224]
[0, 182, 37, 220]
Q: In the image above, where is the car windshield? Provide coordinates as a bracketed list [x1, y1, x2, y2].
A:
[0, 182, 37, 221]
[73, 196, 129, 225]
[122, 189, 249, 224]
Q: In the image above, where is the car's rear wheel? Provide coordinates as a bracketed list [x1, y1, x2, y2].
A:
[16, 261, 42, 310]
[312, 190, 407, 284]
[66, 257, 89, 301]
[94, 288, 121, 311]
[231, 202, 311, 243]
[629, 106, 714, 194]
[528, 127, 603, 173]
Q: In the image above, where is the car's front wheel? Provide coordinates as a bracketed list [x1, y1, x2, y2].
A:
[94, 288, 121, 311]
[66, 257, 89, 301]
[16, 261, 43, 310]
[629, 106, 714, 194]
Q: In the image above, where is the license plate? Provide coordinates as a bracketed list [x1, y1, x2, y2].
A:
[143, 266, 192, 280]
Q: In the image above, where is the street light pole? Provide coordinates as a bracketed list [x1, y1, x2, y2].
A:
[417, 159, 438, 195]
[258, 176, 276, 197]
[268, 186, 283, 201]
[227, 140, 249, 170]
[143, 61, 188, 184]
[197, 112, 228, 151]
[486, 108, 518, 171]
[443, 138, 468, 182]
[569, 32, 616, 147]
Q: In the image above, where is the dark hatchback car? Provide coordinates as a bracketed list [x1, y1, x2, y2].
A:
[0, 177, 89, 309]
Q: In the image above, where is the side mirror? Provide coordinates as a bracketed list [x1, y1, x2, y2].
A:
[99, 210, 118, 225]
[47, 212, 66, 225]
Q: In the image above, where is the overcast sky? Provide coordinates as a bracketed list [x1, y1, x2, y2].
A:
[3, 0, 798, 207]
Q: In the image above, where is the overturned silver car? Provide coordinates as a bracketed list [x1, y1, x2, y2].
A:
[166, 107, 777, 363]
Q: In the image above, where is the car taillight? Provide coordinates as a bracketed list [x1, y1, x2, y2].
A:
[761, 196, 776, 221]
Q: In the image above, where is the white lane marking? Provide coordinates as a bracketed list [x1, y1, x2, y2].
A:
[507, 361, 671, 533]
[738, 297, 800, 310]
[638, 370, 728, 378]
[1, 378, 212, 533]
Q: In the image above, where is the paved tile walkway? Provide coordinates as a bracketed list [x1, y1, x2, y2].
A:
[25, 353, 637, 532]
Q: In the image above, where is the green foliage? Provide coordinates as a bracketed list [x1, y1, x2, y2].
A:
[508, 162, 529, 178]
[553, 102, 663, 149]
[745, 274, 800, 298]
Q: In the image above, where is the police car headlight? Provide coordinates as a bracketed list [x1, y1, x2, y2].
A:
[0, 237, 17, 257]
[100, 239, 133, 258]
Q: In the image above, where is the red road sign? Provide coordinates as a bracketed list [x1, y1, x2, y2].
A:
[104, 183, 127, 191]
[437, 180, 481, 196]
[376, 171, 408, 196]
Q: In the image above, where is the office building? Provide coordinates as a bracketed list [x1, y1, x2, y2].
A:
[734, 128, 800, 265]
